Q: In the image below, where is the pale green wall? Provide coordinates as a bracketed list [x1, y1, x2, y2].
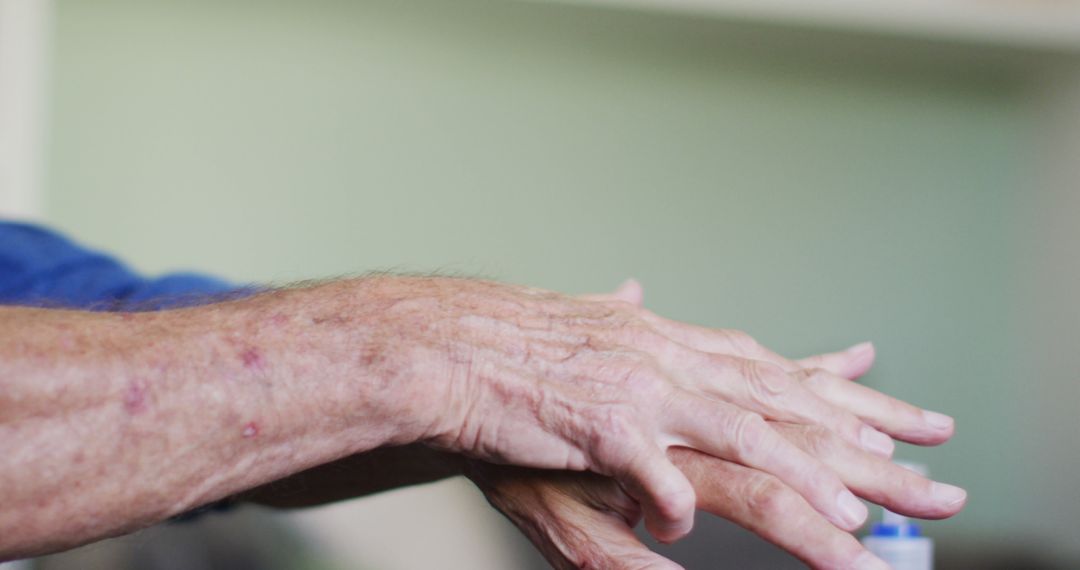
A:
[44, 0, 1051, 565]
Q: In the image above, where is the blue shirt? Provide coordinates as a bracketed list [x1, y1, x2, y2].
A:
[0, 221, 245, 310]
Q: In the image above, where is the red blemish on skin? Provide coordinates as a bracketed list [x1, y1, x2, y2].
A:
[123, 380, 149, 415]
[268, 314, 288, 327]
[242, 422, 259, 438]
[240, 347, 263, 370]
[73, 451, 86, 464]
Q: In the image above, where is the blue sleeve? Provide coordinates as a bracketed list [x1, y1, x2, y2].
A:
[0, 221, 254, 311]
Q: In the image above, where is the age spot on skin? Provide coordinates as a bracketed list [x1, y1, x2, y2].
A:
[242, 422, 260, 438]
[123, 379, 149, 415]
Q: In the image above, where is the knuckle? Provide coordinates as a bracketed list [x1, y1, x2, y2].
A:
[745, 474, 795, 519]
[801, 368, 835, 392]
[581, 406, 645, 467]
[612, 354, 667, 398]
[899, 401, 927, 427]
[804, 424, 843, 457]
[729, 411, 770, 460]
[895, 470, 931, 503]
[845, 414, 874, 444]
[595, 407, 639, 442]
[742, 359, 792, 404]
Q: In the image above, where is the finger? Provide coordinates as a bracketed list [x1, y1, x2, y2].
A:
[580, 278, 645, 306]
[799, 368, 955, 445]
[602, 436, 697, 544]
[640, 314, 799, 367]
[479, 469, 684, 570]
[663, 393, 868, 532]
[639, 313, 877, 382]
[795, 341, 876, 380]
[625, 298, 880, 385]
[771, 422, 968, 519]
[546, 508, 685, 570]
[687, 354, 895, 459]
[669, 448, 890, 570]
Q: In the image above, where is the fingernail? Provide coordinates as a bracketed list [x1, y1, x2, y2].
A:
[845, 342, 875, 371]
[847, 341, 874, 356]
[860, 425, 895, 457]
[931, 482, 967, 507]
[853, 550, 892, 570]
[837, 490, 868, 528]
[923, 410, 954, 431]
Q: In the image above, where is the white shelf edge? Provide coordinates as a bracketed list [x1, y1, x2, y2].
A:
[0, 0, 50, 221]
[546, 0, 1080, 52]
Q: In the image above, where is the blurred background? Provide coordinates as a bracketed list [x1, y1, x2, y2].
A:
[2, 0, 1079, 568]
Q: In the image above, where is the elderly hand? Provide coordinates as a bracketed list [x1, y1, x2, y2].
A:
[244, 281, 963, 567]
[384, 277, 956, 543]
[465, 325, 966, 569]
[469, 442, 963, 570]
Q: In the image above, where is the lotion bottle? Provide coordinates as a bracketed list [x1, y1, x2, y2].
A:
[860, 462, 934, 570]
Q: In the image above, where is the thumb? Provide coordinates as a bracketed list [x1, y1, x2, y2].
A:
[581, 278, 645, 307]
[795, 341, 876, 380]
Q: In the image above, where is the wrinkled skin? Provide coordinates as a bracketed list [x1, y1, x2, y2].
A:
[466, 283, 963, 569]
[465, 323, 965, 569]
[388, 277, 957, 541]
[0, 270, 962, 563]
[249, 281, 965, 569]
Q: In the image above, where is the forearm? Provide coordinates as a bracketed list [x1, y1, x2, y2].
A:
[0, 278, 437, 560]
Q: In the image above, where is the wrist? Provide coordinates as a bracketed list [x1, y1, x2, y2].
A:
[228, 277, 450, 461]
